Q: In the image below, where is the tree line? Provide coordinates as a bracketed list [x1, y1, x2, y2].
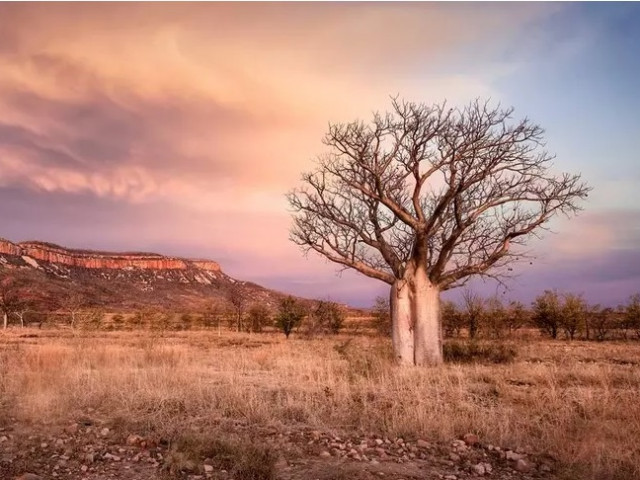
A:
[372, 290, 640, 342]
[0, 272, 346, 337]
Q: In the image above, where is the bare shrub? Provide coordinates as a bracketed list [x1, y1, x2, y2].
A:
[626, 294, 640, 339]
[227, 283, 249, 332]
[371, 296, 391, 336]
[441, 300, 463, 338]
[306, 300, 344, 336]
[484, 295, 507, 339]
[591, 306, 614, 342]
[165, 433, 275, 479]
[461, 290, 484, 339]
[443, 340, 517, 364]
[504, 300, 528, 336]
[247, 304, 271, 333]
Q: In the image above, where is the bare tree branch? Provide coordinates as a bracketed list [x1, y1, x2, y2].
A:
[288, 98, 591, 290]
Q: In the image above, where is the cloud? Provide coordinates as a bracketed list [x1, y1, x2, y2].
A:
[3, 3, 636, 307]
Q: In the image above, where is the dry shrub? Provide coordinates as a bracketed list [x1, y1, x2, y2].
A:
[165, 433, 275, 480]
[444, 340, 517, 364]
[0, 329, 639, 480]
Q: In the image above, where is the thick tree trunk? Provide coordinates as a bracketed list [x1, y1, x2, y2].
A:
[390, 280, 414, 365]
[391, 262, 443, 366]
[412, 267, 443, 366]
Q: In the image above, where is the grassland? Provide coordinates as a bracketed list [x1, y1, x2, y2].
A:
[0, 328, 639, 479]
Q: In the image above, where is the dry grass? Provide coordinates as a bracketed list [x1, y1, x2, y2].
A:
[1, 328, 639, 479]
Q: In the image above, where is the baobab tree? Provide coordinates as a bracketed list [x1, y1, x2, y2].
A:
[288, 98, 590, 366]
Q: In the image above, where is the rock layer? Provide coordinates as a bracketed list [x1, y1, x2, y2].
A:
[0, 238, 221, 272]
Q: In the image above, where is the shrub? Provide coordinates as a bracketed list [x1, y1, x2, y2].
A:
[560, 293, 587, 340]
[111, 313, 125, 330]
[532, 290, 562, 339]
[484, 296, 507, 339]
[591, 306, 614, 341]
[307, 300, 344, 336]
[371, 296, 391, 336]
[276, 296, 305, 338]
[443, 340, 517, 364]
[504, 300, 528, 335]
[461, 290, 485, 339]
[442, 300, 463, 338]
[165, 434, 275, 479]
[626, 294, 640, 339]
[180, 313, 193, 331]
[247, 304, 271, 333]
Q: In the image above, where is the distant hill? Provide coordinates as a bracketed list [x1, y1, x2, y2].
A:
[0, 237, 291, 312]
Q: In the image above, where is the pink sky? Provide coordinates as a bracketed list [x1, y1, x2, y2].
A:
[0, 3, 638, 306]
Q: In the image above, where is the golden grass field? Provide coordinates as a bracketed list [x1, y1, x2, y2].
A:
[1, 327, 639, 479]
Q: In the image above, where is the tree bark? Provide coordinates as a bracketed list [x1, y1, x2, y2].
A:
[391, 262, 443, 366]
[3, 312, 7, 329]
[412, 268, 443, 366]
[391, 280, 414, 365]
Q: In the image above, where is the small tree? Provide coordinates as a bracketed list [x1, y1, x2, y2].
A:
[625, 294, 640, 339]
[532, 290, 562, 339]
[484, 295, 508, 339]
[441, 300, 463, 338]
[247, 304, 271, 333]
[372, 296, 391, 336]
[461, 290, 484, 339]
[276, 296, 305, 339]
[79, 309, 105, 331]
[289, 98, 590, 365]
[504, 300, 528, 336]
[591, 306, 613, 342]
[311, 300, 345, 335]
[202, 303, 224, 336]
[560, 293, 586, 340]
[227, 283, 248, 332]
[62, 291, 85, 329]
[0, 273, 27, 329]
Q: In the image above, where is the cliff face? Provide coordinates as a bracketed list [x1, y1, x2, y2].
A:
[0, 238, 221, 272]
[0, 237, 287, 312]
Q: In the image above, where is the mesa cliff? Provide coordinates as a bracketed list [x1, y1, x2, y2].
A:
[0, 237, 277, 311]
[0, 238, 221, 272]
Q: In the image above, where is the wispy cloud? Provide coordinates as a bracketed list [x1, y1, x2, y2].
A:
[0, 3, 637, 306]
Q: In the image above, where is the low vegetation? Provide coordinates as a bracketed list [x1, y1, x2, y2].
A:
[0, 328, 639, 479]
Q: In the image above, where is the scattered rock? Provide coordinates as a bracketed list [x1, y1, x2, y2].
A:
[203, 464, 214, 473]
[417, 439, 430, 449]
[515, 458, 532, 472]
[472, 463, 486, 475]
[63, 423, 79, 435]
[505, 450, 524, 461]
[463, 433, 479, 446]
[15, 475, 43, 480]
[319, 450, 331, 458]
[126, 434, 144, 446]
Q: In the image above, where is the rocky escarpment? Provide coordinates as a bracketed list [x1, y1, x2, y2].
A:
[0, 237, 273, 310]
[1, 239, 221, 273]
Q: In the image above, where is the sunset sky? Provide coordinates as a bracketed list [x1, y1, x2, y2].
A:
[0, 3, 638, 307]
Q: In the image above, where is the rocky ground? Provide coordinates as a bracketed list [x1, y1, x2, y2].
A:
[0, 418, 559, 480]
